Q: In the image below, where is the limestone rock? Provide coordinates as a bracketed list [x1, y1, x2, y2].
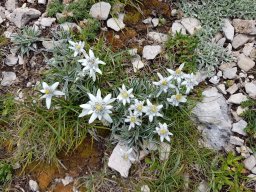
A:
[232, 120, 247, 136]
[228, 93, 248, 104]
[209, 76, 220, 85]
[5, 0, 17, 12]
[141, 185, 150, 192]
[192, 87, 232, 150]
[171, 22, 186, 35]
[222, 19, 234, 41]
[217, 84, 227, 94]
[230, 136, 244, 146]
[245, 81, 256, 99]
[243, 155, 256, 170]
[8, 8, 41, 28]
[233, 19, 256, 35]
[237, 106, 248, 116]
[237, 54, 255, 72]
[181, 17, 201, 35]
[60, 22, 81, 31]
[40, 17, 56, 27]
[197, 180, 210, 192]
[226, 83, 238, 94]
[152, 18, 159, 27]
[142, 45, 161, 60]
[5, 54, 18, 66]
[243, 43, 254, 57]
[89, 2, 111, 20]
[1, 71, 17, 86]
[223, 67, 237, 79]
[131, 55, 144, 72]
[147, 32, 168, 43]
[107, 18, 125, 32]
[29, 180, 39, 192]
[232, 34, 250, 49]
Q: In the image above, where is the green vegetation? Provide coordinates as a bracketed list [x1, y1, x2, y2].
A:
[241, 99, 256, 134]
[165, 33, 199, 73]
[0, 162, 12, 184]
[46, 0, 64, 17]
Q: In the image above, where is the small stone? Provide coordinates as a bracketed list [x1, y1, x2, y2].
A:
[217, 84, 227, 94]
[108, 142, 134, 178]
[223, 67, 237, 79]
[222, 19, 234, 41]
[61, 176, 73, 186]
[217, 71, 222, 77]
[217, 37, 226, 47]
[247, 174, 256, 180]
[228, 93, 248, 104]
[128, 48, 137, 56]
[243, 155, 256, 170]
[27, 0, 35, 3]
[237, 106, 248, 116]
[233, 19, 256, 35]
[18, 55, 24, 65]
[147, 32, 168, 43]
[212, 32, 223, 43]
[230, 136, 244, 146]
[26, 82, 32, 87]
[141, 185, 150, 192]
[0, 16, 3, 24]
[219, 62, 236, 71]
[142, 45, 161, 60]
[232, 120, 247, 136]
[5, 54, 18, 66]
[237, 54, 255, 72]
[89, 2, 111, 20]
[226, 83, 238, 94]
[38, 0, 47, 4]
[245, 81, 256, 99]
[251, 167, 256, 174]
[232, 34, 250, 49]
[139, 150, 149, 161]
[1, 71, 16, 86]
[107, 18, 125, 32]
[159, 142, 171, 161]
[60, 22, 81, 31]
[197, 180, 210, 192]
[5, 0, 17, 11]
[209, 76, 220, 85]
[231, 109, 241, 122]
[40, 17, 56, 27]
[171, 22, 186, 35]
[171, 9, 177, 16]
[29, 180, 39, 192]
[181, 17, 201, 35]
[132, 55, 144, 72]
[239, 72, 247, 78]
[152, 18, 159, 27]
[142, 17, 152, 24]
[243, 43, 254, 56]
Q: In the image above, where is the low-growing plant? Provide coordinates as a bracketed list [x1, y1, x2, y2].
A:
[47, 0, 64, 17]
[0, 162, 12, 185]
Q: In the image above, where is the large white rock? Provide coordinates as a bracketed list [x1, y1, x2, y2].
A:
[171, 22, 186, 35]
[147, 32, 168, 43]
[192, 87, 232, 150]
[1, 71, 16, 86]
[232, 120, 247, 136]
[228, 93, 248, 104]
[5, 54, 18, 66]
[108, 142, 134, 178]
[8, 8, 41, 28]
[89, 2, 111, 20]
[237, 54, 255, 72]
[230, 136, 244, 146]
[245, 81, 256, 99]
[233, 19, 256, 35]
[29, 180, 39, 192]
[5, 0, 17, 12]
[223, 67, 237, 79]
[243, 155, 256, 170]
[243, 43, 254, 56]
[107, 18, 125, 32]
[181, 17, 201, 35]
[142, 45, 161, 60]
[40, 17, 56, 27]
[232, 34, 250, 49]
[222, 19, 234, 41]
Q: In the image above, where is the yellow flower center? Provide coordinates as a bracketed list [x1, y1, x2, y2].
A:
[45, 89, 50, 94]
[176, 94, 182, 101]
[95, 103, 103, 112]
[123, 154, 129, 160]
[176, 69, 181, 74]
[75, 44, 81, 50]
[151, 105, 157, 113]
[130, 116, 136, 123]
[161, 80, 168, 86]
[136, 104, 143, 111]
[121, 91, 129, 98]
[160, 129, 167, 135]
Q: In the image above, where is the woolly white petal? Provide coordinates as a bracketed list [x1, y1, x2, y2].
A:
[89, 113, 98, 124]
[46, 96, 52, 109]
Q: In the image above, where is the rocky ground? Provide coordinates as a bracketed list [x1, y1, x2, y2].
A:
[0, 0, 256, 191]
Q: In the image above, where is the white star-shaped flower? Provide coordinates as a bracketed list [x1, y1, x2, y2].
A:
[78, 49, 106, 81]
[79, 89, 115, 124]
[167, 91, 187, 106]
[153, 72, 175, 96]
[120, 148, 135, 162]
[167, 63, 185, 84]
[125, 111, 141, 130]
[155, 123, 173, 142]
[181, 73, 198, 94]
[40, 82, 65, 109]
[117, 84, 134, 105]
[68, 40, 85, 57]
[144, 99, 163, 122]
[129, 99, 145, 116]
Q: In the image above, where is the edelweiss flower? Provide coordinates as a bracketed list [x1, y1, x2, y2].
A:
[167, 92, 187, 106]
[68, 40, 85, 57]
[79, 89, 115, 124]
[125, 111, 141, 130]
[129, 99, 145, 116]
[153, 73, 175, 96]
[117, 84, 134, 105]
[155, 123, 173, 142]
[40, 82, 65, 109]
[167, 63, 185, 84]
[145, 99, 163, 122]
[181, 73, 198, 94]
[120, 148, 135, 162]
[78, 49, 106, 81]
